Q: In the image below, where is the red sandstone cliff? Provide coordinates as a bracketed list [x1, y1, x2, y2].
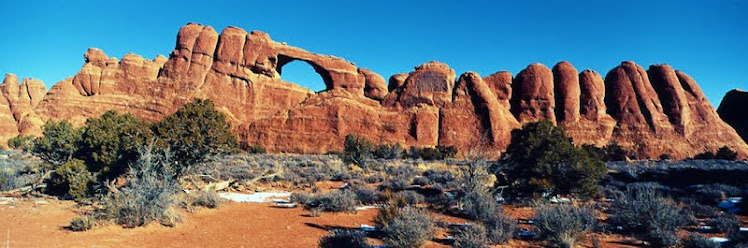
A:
[1, 23, 746, 159]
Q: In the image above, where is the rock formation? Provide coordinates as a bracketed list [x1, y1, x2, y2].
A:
[511, 63, 556, 124]
[1, 74, 46, 138]
[1, 23, 746, 159]
[718, 89, 748, 143]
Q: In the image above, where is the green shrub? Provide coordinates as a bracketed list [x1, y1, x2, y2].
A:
[602, 142, 629, 161]
[32, 120, 81, 166]
[406, 145, 458, 160]
[583, 142, 631, 161]
[436, 145, 458, 158]
[242, 144, 266, 154]
[659, 154, 671, 161]
[715, 146, 739, 160]
[501, 120, 605, 199]
[78, 111, 153, 178]
[381, 206, 435, 248]
[343, 134, 373, 167]
[69, 215, 95, 231]
[453, 224, 490, 248]
[694, 151, 716, 160]
[7, 135, 35, 151]
[152, 99, 238, 172]
[410, 146, 437, 160]
[48, 159, 92, 200]
[694, 146, 739, 160]
[534, 205, 596, 248]
[373, 143, 403, 159]
[318, 229, 371, 248]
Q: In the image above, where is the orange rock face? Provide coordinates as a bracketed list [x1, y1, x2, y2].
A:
[511, 63, 556, 124]
[1, 23, 746, 159]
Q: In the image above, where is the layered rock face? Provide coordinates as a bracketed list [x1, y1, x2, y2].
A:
[601, 63, 746, 158]
[0, 74, 47, 139]
[718, 89, 748, 143]
[2, 23, 746, 159]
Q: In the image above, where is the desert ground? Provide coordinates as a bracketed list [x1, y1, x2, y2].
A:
[3, 158, 747, 248]
[0, 194, 668, 248]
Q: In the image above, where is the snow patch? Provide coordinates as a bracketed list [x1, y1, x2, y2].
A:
[219, 192, 292, 203]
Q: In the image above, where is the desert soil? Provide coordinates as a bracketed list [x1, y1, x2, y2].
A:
[2, 197, 743, 248]
[1, 198, 452, 248]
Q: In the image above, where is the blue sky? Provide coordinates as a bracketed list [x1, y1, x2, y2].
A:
[0, 0, 745, 105]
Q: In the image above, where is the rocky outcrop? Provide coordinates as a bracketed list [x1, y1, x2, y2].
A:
[599, 62, 746, 158]
[553, 63, 616, 146]
[553, 61, 580, 124]
[439, 72, 519, 152]
[384, 61, 456, 108]
[1, 74, 46, 137]
[1, 23, 746, 159]
[718, 89, 748, 143]
[35, 48, 171, 126]
[483, 71, 513, 108]
[511, 63, 555, 124]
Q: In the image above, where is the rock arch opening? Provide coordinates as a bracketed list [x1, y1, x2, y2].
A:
[276, 55, 332, 92]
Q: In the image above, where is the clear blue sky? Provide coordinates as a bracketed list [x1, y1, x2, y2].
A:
[1, 0, 745, 105]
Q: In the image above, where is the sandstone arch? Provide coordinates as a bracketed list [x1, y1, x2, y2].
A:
[275, 55, 335, 92]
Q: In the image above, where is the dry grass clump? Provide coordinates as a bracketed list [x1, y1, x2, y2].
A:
[380, 206, 435, 248]
[292, 190, 359, 216]
[96, 147, 183, 228]
[534, 205, 597, 248]
[318, 229, 371, 248]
